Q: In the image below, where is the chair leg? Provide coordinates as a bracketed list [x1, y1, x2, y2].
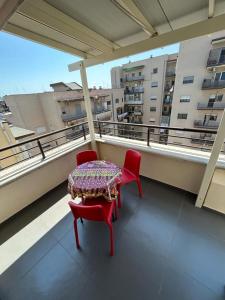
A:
[74, 219, 80, 249]
[108, 223, 114, 256]
[117, 184, 122, 208]
[136, 177, 143, 197]
[114, 200, 118, 220]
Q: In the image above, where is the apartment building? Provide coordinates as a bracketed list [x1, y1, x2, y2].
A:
[3, 83, 124, 137]
[111, 54, 177, 140]
[169, 31, 225, 149]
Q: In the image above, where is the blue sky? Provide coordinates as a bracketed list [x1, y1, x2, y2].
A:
[0, 32, 179, 96]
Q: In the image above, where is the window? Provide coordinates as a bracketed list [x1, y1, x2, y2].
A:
[183, 76, 194, 84]
[150, 96, 157, 100]
[153, 68, 158, 74]
[139, 72, 142, 76]
[107, 101, 111, 105]
[180, 96, 190, 102]
[209, 115, 217, 121]
[132, 73, 135, 77]
[151, 81, 158, 87]
[177, 113, 188, 119]
[150, 107, 156, 112]
[150, 128, 155, 133]
[122, 97, 124, 102]
[217, 94, 223, 101]
[115, 98, 119, 104]
[215, 72, 225, 81]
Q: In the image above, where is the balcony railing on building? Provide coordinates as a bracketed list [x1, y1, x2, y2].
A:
[124, 99, 144, 105]
[122, 75, 144, 82]
[194, 120, 220, 129]
[61, 111, 87, 122]
[202, 79, 225, 89]
[124, 87, 144, 94]
[165, 70, 176, 77]
[207, 47, 225, 67]
[197, 102, 225, 110]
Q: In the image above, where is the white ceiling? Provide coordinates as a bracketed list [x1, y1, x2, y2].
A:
[1, 0, 225, 67]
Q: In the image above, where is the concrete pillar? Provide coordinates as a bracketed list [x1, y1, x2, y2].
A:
[196, 110, 225, 207]
[79, 61, 96, 150]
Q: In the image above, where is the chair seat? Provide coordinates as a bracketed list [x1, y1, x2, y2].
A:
[82, 197, 115, 222]
[120, 167, 137, 185]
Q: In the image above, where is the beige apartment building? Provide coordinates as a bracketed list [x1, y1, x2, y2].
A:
[111, 53, 177, 139]
[169, 31, 225, 149]
[4, 82, 124, 136]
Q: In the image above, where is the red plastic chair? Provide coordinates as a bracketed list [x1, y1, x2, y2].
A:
[68, 198, 117, 256]
[76, 150, 97, 166]
[117, 149, 143, 208]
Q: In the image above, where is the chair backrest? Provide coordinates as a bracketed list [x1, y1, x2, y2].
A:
[69, 201, 104, 222]
[76, 150, 97, 166]
[123, 149, 141, 177]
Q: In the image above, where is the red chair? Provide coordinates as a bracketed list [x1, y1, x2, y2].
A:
[117, 149, 143, 208]
[68, 198, 117, 256]
[76, 150, 97, 166]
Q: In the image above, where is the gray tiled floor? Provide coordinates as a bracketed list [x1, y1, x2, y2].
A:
[1, 177, 225, 300]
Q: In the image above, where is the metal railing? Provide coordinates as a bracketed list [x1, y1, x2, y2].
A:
[202, 79, 225, 89]
[124, 99, 144, 105]
[122, 75, 144, 82]
[197, 102, 225, 110]
[166, 70, 176, 77]
[94, 120, 223, 153]
[0, 122, 88, 170]
[194, 120, 220, 129]
[124, 87, 144, 94]
[61, 112, 87, 122]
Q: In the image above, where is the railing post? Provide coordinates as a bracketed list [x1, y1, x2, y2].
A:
[37, 139, 45, 159]
[82, 124, 86, 140]
[98, 121, 102, 138]
[147, 128, 150, 146]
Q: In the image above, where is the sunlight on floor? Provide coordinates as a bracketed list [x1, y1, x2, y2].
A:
[0, 193, 72, 275]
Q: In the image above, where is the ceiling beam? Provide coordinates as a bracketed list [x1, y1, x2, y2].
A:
[17, 0, 119, 53]
[4, 23, 90, 58]
[111, 0, 157, 36]
[208, 0, 215, 18]
[0, 0, 24, 29]
[68, 12, 225, 71]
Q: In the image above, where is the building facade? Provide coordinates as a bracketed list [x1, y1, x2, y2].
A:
[3, 83, 124, 137]
[169, 31, 225, 149]
[111, 54, 177, 140]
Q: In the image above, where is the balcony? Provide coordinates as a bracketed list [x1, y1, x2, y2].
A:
[197, 102, 225, 110]
[194, 120, 220, 129]
[202, 79, 225, 89]
[124, 99, 144, 105]
[191, 135, 214, 146]
[207, 48, 225, 67]
[165, 70, 176, 77]
[1, 122, 225, 300]
[93, 108, 111, 121]
[124, 87, 144, 94]
[61, 112, 86, 122]
[133, 111, 143, 116]
[122, 75, 144, 82]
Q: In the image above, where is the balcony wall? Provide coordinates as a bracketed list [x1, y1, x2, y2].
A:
[122, 75, 144, 82]
[202, 79, 225, 89]
[194, 120, 219, 129]
[197, 102, 225, 110]
[61, 112, 86, 122]
[0, 140, 90, 223]
[96, 137, 207, 194]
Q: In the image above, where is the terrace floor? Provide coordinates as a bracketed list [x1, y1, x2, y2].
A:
[1, 177, 225, 300]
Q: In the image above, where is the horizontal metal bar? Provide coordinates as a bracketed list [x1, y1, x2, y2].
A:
[0, 121, 88, 153]
[93, 120, 218, 134]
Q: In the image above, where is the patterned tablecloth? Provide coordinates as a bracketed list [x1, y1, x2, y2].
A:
[68, 160, 121, 201]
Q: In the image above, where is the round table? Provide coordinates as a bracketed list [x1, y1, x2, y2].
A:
[68, 160, 121, 201]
